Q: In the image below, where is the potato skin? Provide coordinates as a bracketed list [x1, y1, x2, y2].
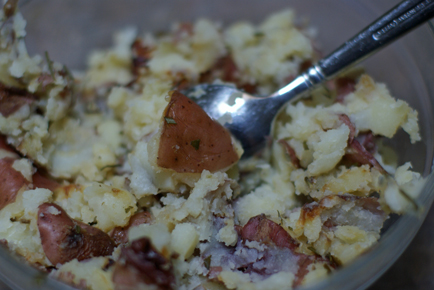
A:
[157, 91, 239, 173]
[240, 214, 298, 250]
[0, 82, 36, 117]
[37, 203, 115, 265]
[0, 157, 29, 210]
[0, 135, 15, 153]
[0, 160, 59, 210]
[32, 171, 60, 192]
[110, 211, 152, 246]
[238, 214, 334, 287]
[112, 237, 175, 290]
[0, 135, 27, 210]
[0, 134, 59, 209]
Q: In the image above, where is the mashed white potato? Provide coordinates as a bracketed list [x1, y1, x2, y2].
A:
[0, 4, 425, 290]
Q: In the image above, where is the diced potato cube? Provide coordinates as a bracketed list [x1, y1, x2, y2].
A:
[171, 223, 199, 260]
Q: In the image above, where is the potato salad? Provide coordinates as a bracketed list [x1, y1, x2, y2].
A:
[0, 2, 425, 290]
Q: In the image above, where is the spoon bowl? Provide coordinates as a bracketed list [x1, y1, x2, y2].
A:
[185, 0, 434, 157]
[184, 84, 274, 157]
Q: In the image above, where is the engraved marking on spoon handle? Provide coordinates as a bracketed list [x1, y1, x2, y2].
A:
[318, 0, 434, 79]
[373, 0, 434, 40]
[272, 0, 434, 106]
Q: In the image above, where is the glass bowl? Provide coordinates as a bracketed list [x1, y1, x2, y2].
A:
[0, 0, 432, 289]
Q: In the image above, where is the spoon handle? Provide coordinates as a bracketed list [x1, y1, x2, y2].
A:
[275, 0, 434, 98]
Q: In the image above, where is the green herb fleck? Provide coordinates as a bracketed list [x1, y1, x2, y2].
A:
[44, 51, 55, 78]
[88, 218, 98, 226]
[100, 164, 122, 171]
[164, 117, 177, 124]
[277, 210, 283, 226]
[74, 224, 81, 234]
[307, 246, 319, 255]
[304, 176, 316, 189]
[62, 64, 75, 82]
[191, 139, 200, 150]
[324, 263, 334, 273]
[204, 256, 211, 269]
[326, 253, 339, 266]
[254, 32, 264, 37]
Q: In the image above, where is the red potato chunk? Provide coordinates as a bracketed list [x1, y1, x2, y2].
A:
[278, 139, 301, 169]
[110, 212, 152, 246]
[338, 115, 386, 174]
[199, 55, 257, 94]
[157, 91, 239, 173]
[345, 139, 386, 174]
[0, 82, 36, 117]
[0, 135, 16, 153]
[112, 237, 175, 290]
[338, 114, 356, 143]
[0, 157, 30, 210]
[334, 77, 356, 103]
[240, 214, 299, 250]
[131, 38, 153, 76]
[37, 203, 115, 265]
[3, 0, 19, 19]
[32, 171, 60, 192]
[173, 22, 194, 43]
[202, 215, 333, 287]
[240, 215, 333, 287]
[0, 135, 59, 208]
[294, 255, 323, 287]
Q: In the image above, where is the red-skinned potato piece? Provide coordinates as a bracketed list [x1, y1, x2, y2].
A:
[293, 255, 322, 287]
[0, 82, 36, 117]
[239, 214, 333, 287]
[32, 171, 60, 192]
[240, 214, 298, 250]
[338, 114, 356, 143]
[0, 157, 29, 210]
[110, 212, 152, 246]
[278, 139, 300, 169]
[335, 77, 356, 103]
[131, 38, 153, 76]
[37, 203, 115, 265]
[199, 55, 257, 94]
[112, 237, 175, 290]
[157, 91, 239, 173]
[346, 138, 386, 174]
[0, 135, 15, 153]
[0, 134, 59, 209]
[3, 0, 19, 19]
[337, 115, 386, 174]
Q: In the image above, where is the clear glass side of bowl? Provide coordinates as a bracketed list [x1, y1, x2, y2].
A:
[0, 1, 432, 289]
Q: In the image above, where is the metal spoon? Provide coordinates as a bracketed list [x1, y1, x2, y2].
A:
[184, 0, 434, 157]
